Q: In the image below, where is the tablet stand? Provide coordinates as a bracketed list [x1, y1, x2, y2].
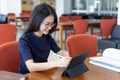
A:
[62, 63, 89, 78]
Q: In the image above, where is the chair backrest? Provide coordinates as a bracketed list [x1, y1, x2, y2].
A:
[7, 13, 16, 19]
[59, 16, 70, 22]
[0, 24, 17, 45]
[111, 25, 120, 39]
[73, 19, 88, 34]
[20, 12, 31, 17]
[102, 16, 113, 19]
[0, 41, 20, 73]
[71, 15, 82, 21]
[66, 34, 97, 57]
[7, 13, 16, 23]
[20, 12, 31, 22]
[100, 19, 117, 36]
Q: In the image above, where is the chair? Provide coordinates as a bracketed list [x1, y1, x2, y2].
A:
[0, 24, 17, 45]
[67, 19, 88, 36]
[53, 16, 71, 41]
[102, 15, 113, 19]
[19, 12, 31, 27]
[59, 16, 70, 22]
[59, 16, 72, 42]
[98, 25, 120, 52]
[71, 15, 82, 21]
[93, 19, 117, 38]
[7, 13, 16, 25]
[0, 41, 20, 73]
[66, 34, 97, 57]
[20, 12, 31, 22]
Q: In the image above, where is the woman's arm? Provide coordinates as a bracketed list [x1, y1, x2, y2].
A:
[25, 57, 70, 72]
[57, 50, 69, 57]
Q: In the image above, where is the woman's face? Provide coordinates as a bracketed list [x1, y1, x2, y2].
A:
[40, 15, 54, 35]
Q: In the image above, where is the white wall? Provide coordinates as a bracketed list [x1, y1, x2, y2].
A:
[56, 0, 72, 18]
[7, 0, 21, 16]
[0, 0, 72, 17]
[56, 0, 64, 18]
[0, 0, 21, 16]
[0, 0, 7, 14]
[64, 0, 72, 14]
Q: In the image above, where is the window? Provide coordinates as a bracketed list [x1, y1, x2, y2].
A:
[72, 0, 118, 15]
[73, 0, 87, 10]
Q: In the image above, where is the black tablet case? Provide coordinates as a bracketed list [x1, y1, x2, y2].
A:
[62, 51, 89, 78]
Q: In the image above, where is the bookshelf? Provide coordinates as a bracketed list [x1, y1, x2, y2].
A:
[21, 0, 34, 12]
[40, 0, 56, 9]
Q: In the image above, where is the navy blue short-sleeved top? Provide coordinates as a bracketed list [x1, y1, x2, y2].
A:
[18, 32, 61, 74]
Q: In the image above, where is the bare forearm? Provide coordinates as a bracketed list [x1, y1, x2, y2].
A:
[25, 60, 57, 72]
[25, 58, 70, 72]
[57, 50, 69, 57]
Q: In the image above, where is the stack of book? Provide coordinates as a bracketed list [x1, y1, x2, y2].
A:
[89, 48, 120, 72]
[0, 71, 26, 80]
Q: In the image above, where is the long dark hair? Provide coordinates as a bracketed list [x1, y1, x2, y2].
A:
[25, 3, 58, 34]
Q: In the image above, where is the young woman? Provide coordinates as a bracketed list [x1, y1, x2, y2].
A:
[18, 3, 71, 74]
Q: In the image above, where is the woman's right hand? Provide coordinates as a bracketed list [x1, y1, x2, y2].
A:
[55, 57, 71, 68]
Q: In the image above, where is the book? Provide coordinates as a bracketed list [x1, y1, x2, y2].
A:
[0, 71, 26, 80]
[89, 48, 120, 72]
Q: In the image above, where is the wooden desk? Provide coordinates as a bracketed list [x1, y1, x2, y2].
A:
[26, 58, 120, 80]
[58, 21, 73, 48]
[58, 20, 100, 48]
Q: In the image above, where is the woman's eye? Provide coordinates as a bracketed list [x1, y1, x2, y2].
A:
[45, 24, 49, 26]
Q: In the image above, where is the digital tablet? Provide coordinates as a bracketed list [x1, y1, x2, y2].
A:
[62, 51, 90, 78]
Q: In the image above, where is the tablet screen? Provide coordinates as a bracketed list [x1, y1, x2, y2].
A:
[66, 51, 89, 70]
[62, 51, 90, 78]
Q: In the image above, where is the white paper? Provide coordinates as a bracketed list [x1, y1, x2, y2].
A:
[89, 48, 120, 72]
[89, 60, 120, 72]
[103, 48, 120, 61]
[20, 77, 25, 80]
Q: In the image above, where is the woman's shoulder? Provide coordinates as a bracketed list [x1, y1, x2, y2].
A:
[45, 34, 54, 39]
[20, 32, 33, 40]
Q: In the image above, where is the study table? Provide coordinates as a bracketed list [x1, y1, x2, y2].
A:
[26, 58, 120, 80]
[58, 19, 100, 48]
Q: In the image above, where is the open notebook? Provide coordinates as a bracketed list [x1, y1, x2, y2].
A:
[89, 48, 120, 72]
[62, 51, 89, 78]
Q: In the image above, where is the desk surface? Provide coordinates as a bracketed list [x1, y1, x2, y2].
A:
[26, 58, 120, 80]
